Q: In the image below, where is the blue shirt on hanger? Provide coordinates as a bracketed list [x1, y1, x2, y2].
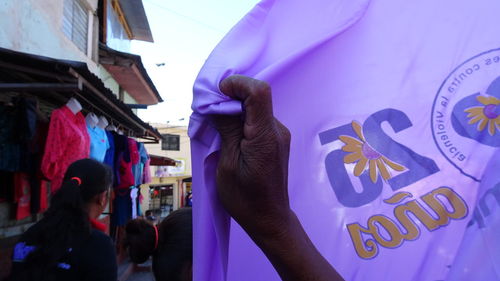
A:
[87, 125, 109, 162]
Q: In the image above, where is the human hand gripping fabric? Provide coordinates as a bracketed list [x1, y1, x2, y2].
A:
[214, 75, 344, 281]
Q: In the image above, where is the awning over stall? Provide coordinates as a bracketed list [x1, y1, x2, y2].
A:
[99, 44, 162, 105]
[0, 47, 161, 142]
[149, 154, 178, 166]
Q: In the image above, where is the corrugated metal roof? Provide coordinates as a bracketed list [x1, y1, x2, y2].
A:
[0, 47, 161, 141]
[99, 44, 163, 105]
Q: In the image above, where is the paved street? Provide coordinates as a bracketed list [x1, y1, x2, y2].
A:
[127, 271, 154, 281]
[125, 259, 154, 281]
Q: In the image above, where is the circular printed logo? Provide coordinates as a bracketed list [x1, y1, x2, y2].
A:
[432, 48, 500, 182]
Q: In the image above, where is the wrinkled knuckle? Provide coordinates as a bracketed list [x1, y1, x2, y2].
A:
[273, 121, 291, 144]
[283, 128, 291, 144]
[257, 81, 272, 96]
[251, 80, 271, 99]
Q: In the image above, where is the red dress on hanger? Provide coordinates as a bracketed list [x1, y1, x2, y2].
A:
[41, 106, 90, 193]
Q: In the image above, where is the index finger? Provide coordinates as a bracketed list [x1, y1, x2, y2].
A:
[219, 75, 274, 130]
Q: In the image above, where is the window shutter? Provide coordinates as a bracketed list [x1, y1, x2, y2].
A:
[161, 134, 181, 151]
[62, 0, 88, 53]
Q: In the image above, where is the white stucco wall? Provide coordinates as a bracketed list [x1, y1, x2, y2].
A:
[98, 66, 138, 105]
[0, 0, 100, 73]
[0, 0, 141, 105]
[99, 67, 120, 94]
[145, 125, 193, 176]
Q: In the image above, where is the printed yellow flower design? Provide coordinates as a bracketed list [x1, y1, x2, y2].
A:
[464, 95, 500, 136]
[339, 121, 406, 183]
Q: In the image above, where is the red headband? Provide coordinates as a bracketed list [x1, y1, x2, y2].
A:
[71, 177, 82, 186]
[153, 225, 159, 250]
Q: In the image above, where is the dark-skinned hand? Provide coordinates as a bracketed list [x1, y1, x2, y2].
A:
[214, 74, 291, 239]
[214, 75, 344, 281]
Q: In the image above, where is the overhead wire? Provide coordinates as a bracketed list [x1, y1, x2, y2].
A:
[143, 0, 226, 34]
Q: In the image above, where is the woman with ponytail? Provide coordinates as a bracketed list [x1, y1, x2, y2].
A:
[125, 207, 192, 281]
[8, 158, 117, 281]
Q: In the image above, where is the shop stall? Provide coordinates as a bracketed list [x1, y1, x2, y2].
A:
[0, 47, 161, 273]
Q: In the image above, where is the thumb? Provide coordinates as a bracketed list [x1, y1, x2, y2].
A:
[213, 115, 243, 187]
[213, 114, 243, 148]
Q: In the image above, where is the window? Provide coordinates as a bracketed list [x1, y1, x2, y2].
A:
[63, 0, 89, 53]
[161, 134, 180, 151]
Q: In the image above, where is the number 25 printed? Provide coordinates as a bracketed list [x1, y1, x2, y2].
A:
[319, 109, 440, 208]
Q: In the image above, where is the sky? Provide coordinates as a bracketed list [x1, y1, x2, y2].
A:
[131, 0, 260, 126]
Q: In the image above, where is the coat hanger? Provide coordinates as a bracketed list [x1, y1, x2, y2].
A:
[106, 120, 118, 132]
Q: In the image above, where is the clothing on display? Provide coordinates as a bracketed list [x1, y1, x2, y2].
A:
[38, 181, 49, 213]
[142, 159, 152, 184]
[13, 173, 31, 221]
[115, 137, 141, 189]
[41, 105, 90, 193]
[116, 156, 134, 189]
[87, 124, 110, 162]
[0, 95, 153, 231]
[0, 97, 49, 219]
[130, 188, 138, 219]
[112, 133, 130, 189]
[133, 142, 148, 186]
[128, 138, 140, 166]
[0, 172, 13, 203]
[137, 192, 143, 217]
[29, 114, 49, 214]
[0, 97, 37, 173]
[103, 131, 115, 177]
[111, 189, 132, 227]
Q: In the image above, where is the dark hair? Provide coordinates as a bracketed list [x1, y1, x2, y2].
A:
[125, 207, 192, 281]
[9, 158, 112, 281]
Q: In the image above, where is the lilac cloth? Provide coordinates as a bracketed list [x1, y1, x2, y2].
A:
[190, 0, 500, 280]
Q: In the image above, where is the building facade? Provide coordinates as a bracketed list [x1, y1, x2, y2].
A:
[0, 0, 161, 277]
[143, 125, 192, 217]
[0, 0, 158, 105]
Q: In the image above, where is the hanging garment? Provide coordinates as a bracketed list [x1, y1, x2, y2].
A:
[130, 188, 138, 219]
[41, 106, 89, 193]
[0, 97, 37, 172]
[87, 125, 110, 162]
[137, 192, 143, 217]
[0, 171, 14, 203]
[14, 173, 31, 221]
[111, 189, 132, 226]
[142, 158, 152, 184]
[116, 157, 134, 189]
[103, 131, 115, 176]
[189, 0, 500, 280]
[115, 138, 138, 189]
[38, 180, 49, 213]
[113, 134, 131, 189]
[29, 112, 49, 214]
[132, 142, 148, 186]
[128, 138, 140, 166]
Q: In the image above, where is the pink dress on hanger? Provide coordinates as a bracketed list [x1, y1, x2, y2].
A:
[41, 106, 90, 193]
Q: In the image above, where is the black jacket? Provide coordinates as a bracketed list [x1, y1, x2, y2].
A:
[9, 228, 117, 281]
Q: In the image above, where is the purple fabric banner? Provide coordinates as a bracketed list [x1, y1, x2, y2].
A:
[189, 0, 500, 280]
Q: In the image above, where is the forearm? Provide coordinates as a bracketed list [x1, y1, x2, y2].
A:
[247, 211, 345, 281]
